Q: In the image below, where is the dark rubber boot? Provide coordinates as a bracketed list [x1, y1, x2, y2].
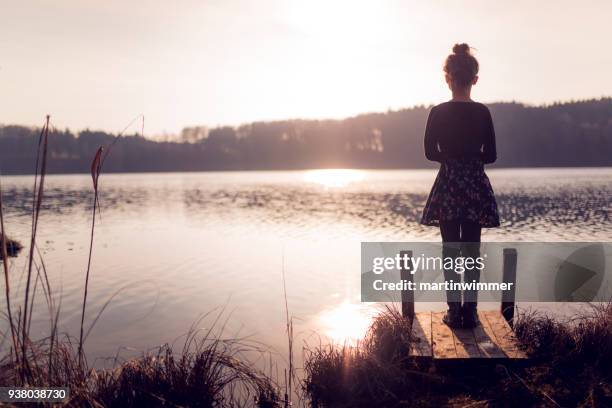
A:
[443, 304, 462, 329]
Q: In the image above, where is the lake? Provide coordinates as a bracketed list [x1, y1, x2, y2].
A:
[0, 168, 611, 367]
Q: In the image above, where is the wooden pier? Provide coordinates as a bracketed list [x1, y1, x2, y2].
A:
[409, 311, 527, 359]
[400, 248, 527, 361]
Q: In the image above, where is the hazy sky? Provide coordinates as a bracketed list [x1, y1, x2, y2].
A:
[1, 0, 611, 135]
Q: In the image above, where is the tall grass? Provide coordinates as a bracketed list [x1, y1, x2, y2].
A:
[304, 306, 416, 407]
[20, 115, 50, 377]
[514, 303, 612, 375]
[0, 313, 281, 406]
[76, 146, 102, 367]
[281, 254, 295, 407]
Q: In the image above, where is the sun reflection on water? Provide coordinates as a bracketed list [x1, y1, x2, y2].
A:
[318, 301, 376, 345]
[303, 169, 365, 188]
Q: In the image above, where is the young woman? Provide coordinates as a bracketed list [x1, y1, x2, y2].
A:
[421, 43, 500, 328]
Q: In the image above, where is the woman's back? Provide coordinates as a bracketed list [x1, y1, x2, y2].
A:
[424, 101, 496, 164]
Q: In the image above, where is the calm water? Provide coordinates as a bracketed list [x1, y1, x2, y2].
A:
[0, 168, 611, 366]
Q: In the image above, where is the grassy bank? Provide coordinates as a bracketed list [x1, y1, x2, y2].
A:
[0, 329, 280, 407]
[303, 304, 612, 407]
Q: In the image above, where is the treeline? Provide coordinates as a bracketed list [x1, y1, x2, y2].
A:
[1, 99, 611, 174]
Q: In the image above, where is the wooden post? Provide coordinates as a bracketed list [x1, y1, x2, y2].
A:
[400, 250, 414, 322]
[501, 248, 517, 326]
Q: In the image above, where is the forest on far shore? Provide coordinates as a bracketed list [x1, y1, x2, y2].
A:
[1, 98, 611, 174]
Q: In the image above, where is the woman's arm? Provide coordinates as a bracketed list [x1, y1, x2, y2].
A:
[482, 109, 497, 164]
[424, 108, 443, 162]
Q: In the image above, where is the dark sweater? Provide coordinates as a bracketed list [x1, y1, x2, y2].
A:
[424, 101, 497, 164]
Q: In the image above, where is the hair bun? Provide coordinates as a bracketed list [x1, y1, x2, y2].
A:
[452, 43, 470, 55]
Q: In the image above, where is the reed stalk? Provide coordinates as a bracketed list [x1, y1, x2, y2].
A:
[77, 114, 143, 367]
[77, 147, 103, 368]
[21, 115, 50, 378]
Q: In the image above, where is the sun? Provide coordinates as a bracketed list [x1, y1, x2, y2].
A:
[283, 0, 389, 44]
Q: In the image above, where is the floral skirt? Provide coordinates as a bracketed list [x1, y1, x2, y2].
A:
[421, 158, 500, 228]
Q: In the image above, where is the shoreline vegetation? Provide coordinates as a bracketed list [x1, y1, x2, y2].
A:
[305, 305, 612, 407]
[1, 117, 610, 407]
[1, 302, 610, 407]
[1, 99, 612, 175]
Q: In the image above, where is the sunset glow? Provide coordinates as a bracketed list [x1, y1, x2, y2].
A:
[318, 302, 376, 344]
[303, 169, 365, 188]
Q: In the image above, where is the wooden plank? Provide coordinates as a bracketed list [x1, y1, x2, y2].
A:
[485, 311, 527, 359]
[409, 312, 432, 357]
[482, 311, 527, 359]
[452, 327, 483, 358]
[479, 311, 509, 358]
[481, 311, 515, 357]
[431, 312, 457, 358]
[473, 316, 507, 358]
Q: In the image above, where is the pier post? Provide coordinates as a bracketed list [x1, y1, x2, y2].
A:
[501, 248, 517, 327]
[400, 250, 414, 322]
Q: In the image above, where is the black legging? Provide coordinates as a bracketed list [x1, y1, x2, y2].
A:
[439, 220, 481, 243]
[439, 221, 482, 309]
